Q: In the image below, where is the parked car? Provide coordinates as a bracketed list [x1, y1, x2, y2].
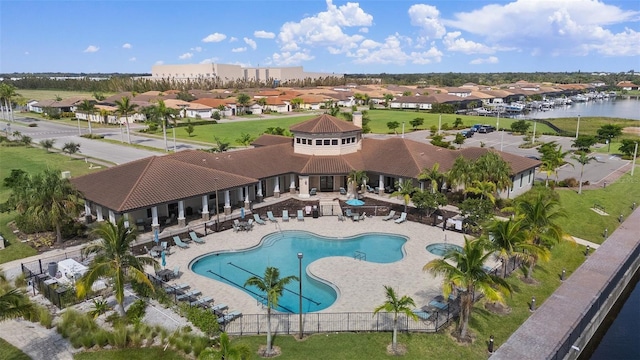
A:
[461, 130, 473, 138]
[470, 124, 483, 132]
[478, 125, 496, 133]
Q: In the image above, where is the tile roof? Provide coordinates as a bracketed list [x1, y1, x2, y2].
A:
[251, 134, 293, 147]
[290, 114, 361, 133]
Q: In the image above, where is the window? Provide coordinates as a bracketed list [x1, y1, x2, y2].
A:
[510, 177, 514, 192]
[342, 139, 346, 144]
[302, 138, 307, 144]
[352, 137, 356, 143]
[146, 208, 152, 218]
[519, 174, 523, 187]
[331, 139, 338, 145]
[296, 138, 301, 144]
[315, 139, 322, 145]
[324, 139, 330, 145]
[528, 170, 532, 183]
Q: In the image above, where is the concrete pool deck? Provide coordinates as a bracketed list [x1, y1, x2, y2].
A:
[152, 215, 480, 315]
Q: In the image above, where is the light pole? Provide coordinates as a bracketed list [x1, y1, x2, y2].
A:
[575, 114, 580, 139]
[298, 252, 303, 339]
[77, 116, 82, 135]
[214, 178, 220, 232]
[632, 142, 638, 177]
[172, 126, 177, 152]
[531, 119, 537, 145]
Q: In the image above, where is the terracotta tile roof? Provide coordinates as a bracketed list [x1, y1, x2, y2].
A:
[191, 98, 232, 108]
[251, 134, 293, 147]
[290, 114, 361, 133]
[71, 156, 257, 212]
[300, 156, 357, 174]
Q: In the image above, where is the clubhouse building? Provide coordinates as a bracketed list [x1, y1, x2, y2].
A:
[71, 114, 540, 230]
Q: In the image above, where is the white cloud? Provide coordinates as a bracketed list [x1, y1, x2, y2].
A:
[83, 45, 99, 53]
[272, 51, 314, 66]
[190, 46, 203, 52]
[408, 4, 446, 40]
[442, 32, 494, 54]
[444, 0, 640, 57]
[359, 27, 368, 34]
[122, 43, 132, 49]
[179, 52, 193, 60]
[229, 37, 238, 42]
[232, 47, 247, 53]
[202, 32, 227, 43]
[278, 0, 372, 54]
[155, 60, 164, 65]
[129, 57, 136, 62]
[470, 56, 499, 65]
[254, 30, 275, 39]
[244, 37, 257, 50]
[200, 57, 219, 64]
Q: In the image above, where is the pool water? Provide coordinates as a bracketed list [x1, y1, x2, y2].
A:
[190, 230, 407, 313]
[426, 243, 463, 256]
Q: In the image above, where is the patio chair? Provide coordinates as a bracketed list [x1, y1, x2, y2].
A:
[360, 212, 367, 221]
[429, 299, 449, 311]
[338, 213, 345, 221]
[210, 303, 228, 315]
[352, 213, 361, 222]
[189, 231, 205, 244]
[190, 296, 213, 307]
[339, 187, 347, 195]
[394, 212, 407, 224]
[366, 184, 376, 193]
[246, 219, 254, 230]
[172, 266, 181, 279]
[217, 310, 242, 324]
[173, 236, 190, 249]
[253, 213, 266, 225]
[382, 210, 396, 221]
[161, 241, 168, 249]
[412, 309, 431, 321]
[177, 289, 201, 301]
[345, 208, 353, 217]
[232, 219, 241, 232]
[267, 211, 278, 223]
[282, 210, 290, 222]
[297, 210, 305, 221]
[309, 188, 317, 196]
[165, 283, 189, 294]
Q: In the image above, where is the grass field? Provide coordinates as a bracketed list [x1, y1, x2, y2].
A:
[546, 116, 640, 140]
[556, 174, 640, 243]
[0, 338, 30, 360]
[16, 89, 112, 102]
[0, 144, 102, 264]
[74, 347, 187, 360]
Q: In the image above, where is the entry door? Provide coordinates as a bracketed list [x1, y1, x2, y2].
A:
[319, 176, 334, 192]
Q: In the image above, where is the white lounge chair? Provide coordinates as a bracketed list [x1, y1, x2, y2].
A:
[217, 310, 242, 324]
[211, 303, 228, 315]
[177, 289, 201, 301]
[394, 212, 407, 224]
[267, 211, 278, 223]
[165, 283, 189, 294]
[189, 231, 205, 244]
[173, 236, 190, 249]
[382, 210, 396, 221]
[253, 213, 266, 225]
[297, 210, 305, 221]
[282, 210, 290, 222]
[190, 296, 213, 307]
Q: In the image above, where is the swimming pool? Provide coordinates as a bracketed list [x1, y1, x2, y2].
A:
[190, 230, 407, 313]
[426, 243, 463, 257]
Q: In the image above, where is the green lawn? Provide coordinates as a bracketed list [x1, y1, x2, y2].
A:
[74, 347, 186, 360]
[0, 338, 30, 360]
[0, 144, 103, 264]
[16, 89, 113, 102]
[231, 240, 584, 359]
[556, 173, 640, 243]
[547, 117, 640, 140]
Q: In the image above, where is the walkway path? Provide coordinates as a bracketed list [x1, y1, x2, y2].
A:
[0, 318, 77, 360]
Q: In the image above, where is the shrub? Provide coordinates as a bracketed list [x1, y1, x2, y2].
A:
[179, 304, 219, 336]
[564, 178, 579, 187]
[28, 123, 38, 127]
[126, 299, 147, 324]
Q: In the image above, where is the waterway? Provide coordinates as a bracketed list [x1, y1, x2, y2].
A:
[580, 269, 640, 359]
[516, 98, 640, 120]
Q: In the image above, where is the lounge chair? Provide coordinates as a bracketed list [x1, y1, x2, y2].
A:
[189, 231, 205, 244]
[210, 303, 228, 315]
[412, 309, 431, 320]
[297, 210, 305, 221]
[190, 296, 213, 307]
[366, 184, 376, 193]
[232, 219, 241, 232]
[339, 187, 347, 195]
[217, 310, 242, 324]
[267, 211, 278, 223]
[345, 209, 353, 217]
[177, 289, 201, 301]
[253, 213, 266, 225]
[165, 283, 189, 294]
[429, 300, 449, 311]
[173, 236, 190, 249]
[338, 213, 345, 221]
[309, 188, 317, 196]
[282, 210, 290, 222]
[382, 210, 396, 221]
[246, 219, 254, 230]
[352, 213, 361, 222]
[394, 212, 407, 224]
[161, 241, 168, 249]
[360, 212, 367, 221]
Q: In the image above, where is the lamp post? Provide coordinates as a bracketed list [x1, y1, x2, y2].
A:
[172, 126, 177, 152]
[631, 142, 638, 177]
[575, 114, 580, 139]
[214, 178, 220, 232]
[298, 252, 303, 339]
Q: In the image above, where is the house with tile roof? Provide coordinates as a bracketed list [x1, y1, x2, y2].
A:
[72, 113, 540, 230]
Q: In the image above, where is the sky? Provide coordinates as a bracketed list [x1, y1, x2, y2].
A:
[1, 0, 639, 74]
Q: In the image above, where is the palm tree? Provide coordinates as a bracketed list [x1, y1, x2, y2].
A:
[244, 267, 298, 356]
[474, 151, 512, 193]
[76, 218, 157, 317]
[5, 169, 83, 244]
[236, 93, 251, 115]
[571, 152, 596, 194]
[0, 287, 32, 321]
[514, 193, 567, 279]
[347, 170, 368, 197]
[550, 146, 572, 183]
[373, 286, 418, 353]
[464, 180, 497, 204]
[77, 100, 96, 135]
[0, 83, 20, 122]
[115, 96, 138, 144]
[390, 180, 415, 213]
[486, 219, 548, 278]
[155, 100, 178, 152]
[448, 156, 474, 195]
[199, 332, 251, 360]
[424, 237, 511, 340]
[418, 163, 445, 193]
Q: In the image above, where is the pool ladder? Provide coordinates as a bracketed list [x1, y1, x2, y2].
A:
[354, 251, 366, 261]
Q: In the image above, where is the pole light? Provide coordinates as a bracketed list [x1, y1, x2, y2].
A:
[575, 114, 580, 139]
[632, 142, 638, 177]
[298, 252, 303, 339]
[214, 178, 220, 232]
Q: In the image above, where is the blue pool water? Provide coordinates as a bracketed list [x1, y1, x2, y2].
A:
[426, 243, 463, 256]
[190, 230, 407, 313]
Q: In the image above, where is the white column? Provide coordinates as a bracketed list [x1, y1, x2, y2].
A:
[123, 213, 130, 228]
[236, 188, 243, 203]
[244, 186, 250, 209]
[96, 206, 104, 222]
[178, 200, 186, 227]
[201, 195, 209, 220]
[274, 176, 281, 198]
[298, 175, 310, 198]
[257, 181, 263, 197]
[378, 174, 385, 196]
[290, 174, 296, 194]
[151, 206, 159, 227]
[420, 181, 425, 191]
[108, 210, 116, 224]
[84, 201, 91, 217]
[224, 190, 231, 215]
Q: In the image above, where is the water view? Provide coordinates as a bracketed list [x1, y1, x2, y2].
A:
[518, 99, 640, 120]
